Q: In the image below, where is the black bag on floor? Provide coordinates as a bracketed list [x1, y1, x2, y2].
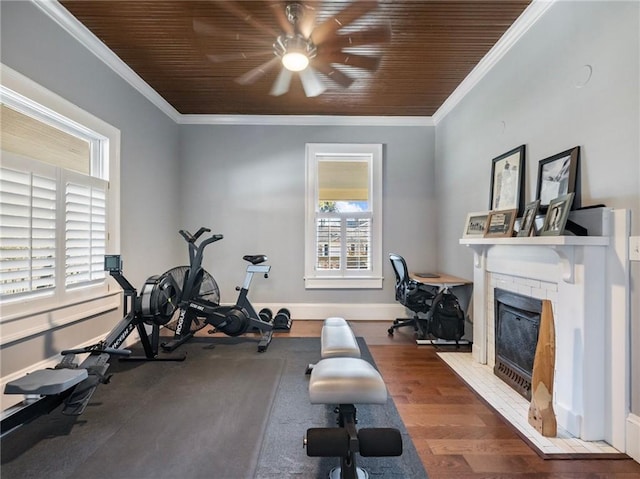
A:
[428, 290, 465, 341]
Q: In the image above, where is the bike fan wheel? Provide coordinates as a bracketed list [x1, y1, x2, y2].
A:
[162, 266, 220, 332]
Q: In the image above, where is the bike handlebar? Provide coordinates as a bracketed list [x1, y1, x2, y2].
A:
[179, 227, 222, 245]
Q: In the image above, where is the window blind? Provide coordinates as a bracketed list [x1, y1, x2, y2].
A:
[65, 181, 106, 287]
[0, 166, 57, 297]
[345, 217, 371, 270]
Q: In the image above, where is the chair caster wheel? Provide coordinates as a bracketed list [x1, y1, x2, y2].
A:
[387, 328, 394, 336]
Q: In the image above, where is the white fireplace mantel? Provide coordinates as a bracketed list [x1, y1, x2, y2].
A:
[459, 209, 631, 454]
[461, 236, 609, 283]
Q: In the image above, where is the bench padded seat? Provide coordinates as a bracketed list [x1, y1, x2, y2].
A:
[309, 357, 387, 405]
[321, 317, 361, 359]
[5, 368, 88, 396]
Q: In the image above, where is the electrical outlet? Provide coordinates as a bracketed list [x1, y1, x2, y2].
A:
[630, 236, 640, 261]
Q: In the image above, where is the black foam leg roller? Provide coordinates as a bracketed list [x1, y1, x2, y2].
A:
[305, 428, 349, 457]
[358, 428, 403, 457]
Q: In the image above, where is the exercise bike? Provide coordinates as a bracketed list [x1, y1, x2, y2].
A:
[160, 227, 277, 353]
[1, 257, 185, 436]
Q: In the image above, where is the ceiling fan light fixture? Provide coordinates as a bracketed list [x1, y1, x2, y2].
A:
[282, 51, 309, 72]
[274, 33, 316, 72]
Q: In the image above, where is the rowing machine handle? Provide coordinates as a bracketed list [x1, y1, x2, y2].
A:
[61, 346, 132, 357]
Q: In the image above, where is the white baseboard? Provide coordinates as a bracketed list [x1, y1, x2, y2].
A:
[254, 303, 406, 321]
[627, 413, 640, 462]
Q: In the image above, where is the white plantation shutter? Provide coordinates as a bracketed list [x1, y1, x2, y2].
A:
[316, 217, 341, 270]
[65, 178, 107, 287]
[315, 215, 372, 272]
[0, 165, 57, 297]
[345, 217, 371, 270]
[0, 157, 108, 301]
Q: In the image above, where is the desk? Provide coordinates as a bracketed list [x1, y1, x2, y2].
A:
[410, 272, 471, 288]
[409, 273, 473, 345]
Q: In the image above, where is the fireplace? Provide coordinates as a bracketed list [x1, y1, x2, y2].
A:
[494, 289, 542, 400]
[459, 208, 632, 452]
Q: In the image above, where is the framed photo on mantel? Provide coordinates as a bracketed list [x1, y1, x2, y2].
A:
[518, 200, 540, 237]
[485, 209, 517, 238]
[489, 145, 526, 216]
[536, 146, 581, 211]
[541, 193, 575, 236]
[462, 211, 490, 238]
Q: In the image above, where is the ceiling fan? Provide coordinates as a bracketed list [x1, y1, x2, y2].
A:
[193, 1, 390, 98]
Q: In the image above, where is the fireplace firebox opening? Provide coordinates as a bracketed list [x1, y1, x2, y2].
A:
[494, 289, 543, 400]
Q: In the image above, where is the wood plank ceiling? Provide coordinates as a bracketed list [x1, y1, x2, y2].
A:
[60, 0, 531, 116]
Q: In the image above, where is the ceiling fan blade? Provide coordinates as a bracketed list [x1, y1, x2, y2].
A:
[320, 25, 391, 52]
[207, 51, 273, 64]
[213, 0, 280, 38]
[299, 67, 327, 98]
[269, 1, 294, 36]
[270, 68, 294, 96]
[319, 52, 381, 72]
[298, 1, 319, 39]
[236, 57, 281, 85]
[310, 1, 379, 45]
[312, 60, 354, 88]
[193, 18, 271, 48]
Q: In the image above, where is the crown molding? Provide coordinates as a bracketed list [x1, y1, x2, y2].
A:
[178, 114, 433, 126]
[32, 0, 182, 123]
[432, 0, 556, 124]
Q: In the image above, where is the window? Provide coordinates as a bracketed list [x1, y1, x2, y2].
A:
[305, 143, 383, 289]
[0, 67, 120, 318]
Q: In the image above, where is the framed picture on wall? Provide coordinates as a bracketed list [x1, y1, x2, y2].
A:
[541, 193, 575, 236]
[536, 146, 580, 211]
[517, 200, 540, 237]
[462, 211, 490, 238]
[484, 209, 517, 238]
[489, 145, 526, 215]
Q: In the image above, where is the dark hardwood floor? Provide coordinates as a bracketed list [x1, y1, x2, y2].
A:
[278, 320, 640, 479]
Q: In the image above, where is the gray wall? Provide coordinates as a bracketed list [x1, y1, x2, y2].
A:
[434, 1, 640, 412]
[179, 124, 437, 303]
[1, 1, 183, 380]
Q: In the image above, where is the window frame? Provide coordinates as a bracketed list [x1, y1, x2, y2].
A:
[0, 64, 120, 322]
[304, 143, 383, 289]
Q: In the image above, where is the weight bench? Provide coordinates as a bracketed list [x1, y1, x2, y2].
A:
[321, 317, 361, 359]
[306, 317, 361, 374]
[305, 357, 403, 479]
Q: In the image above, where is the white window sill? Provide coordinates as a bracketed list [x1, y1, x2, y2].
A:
[304, 276, 383, 289]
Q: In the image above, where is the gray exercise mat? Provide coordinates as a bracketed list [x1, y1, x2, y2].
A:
[2, 337, 428, 479]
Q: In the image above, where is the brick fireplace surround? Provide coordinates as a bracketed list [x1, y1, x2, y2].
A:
[454, 209, 633, 457]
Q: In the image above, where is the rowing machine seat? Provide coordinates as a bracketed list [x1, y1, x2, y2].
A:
[5, 368, 88, 396]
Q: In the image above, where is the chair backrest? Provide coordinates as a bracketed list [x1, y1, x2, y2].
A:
[389, 253, 410, 297]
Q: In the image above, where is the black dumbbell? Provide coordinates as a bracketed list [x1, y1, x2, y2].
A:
[259, 308, 273, 323]
[273, 308, 291, 331]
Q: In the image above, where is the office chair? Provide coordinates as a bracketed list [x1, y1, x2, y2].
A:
[388, 253, 437, 337]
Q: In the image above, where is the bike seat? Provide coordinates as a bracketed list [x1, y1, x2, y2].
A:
[243, 254, 267, 265]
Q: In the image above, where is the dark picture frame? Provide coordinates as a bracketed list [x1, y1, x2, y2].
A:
[541, 193, 575, 236]
[489, 145, 526, 216]
[484, 209, 517, 238]
[517, 200, 540, 237]
[535, 146, 580, 211]
[462, 211, 490, 238]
